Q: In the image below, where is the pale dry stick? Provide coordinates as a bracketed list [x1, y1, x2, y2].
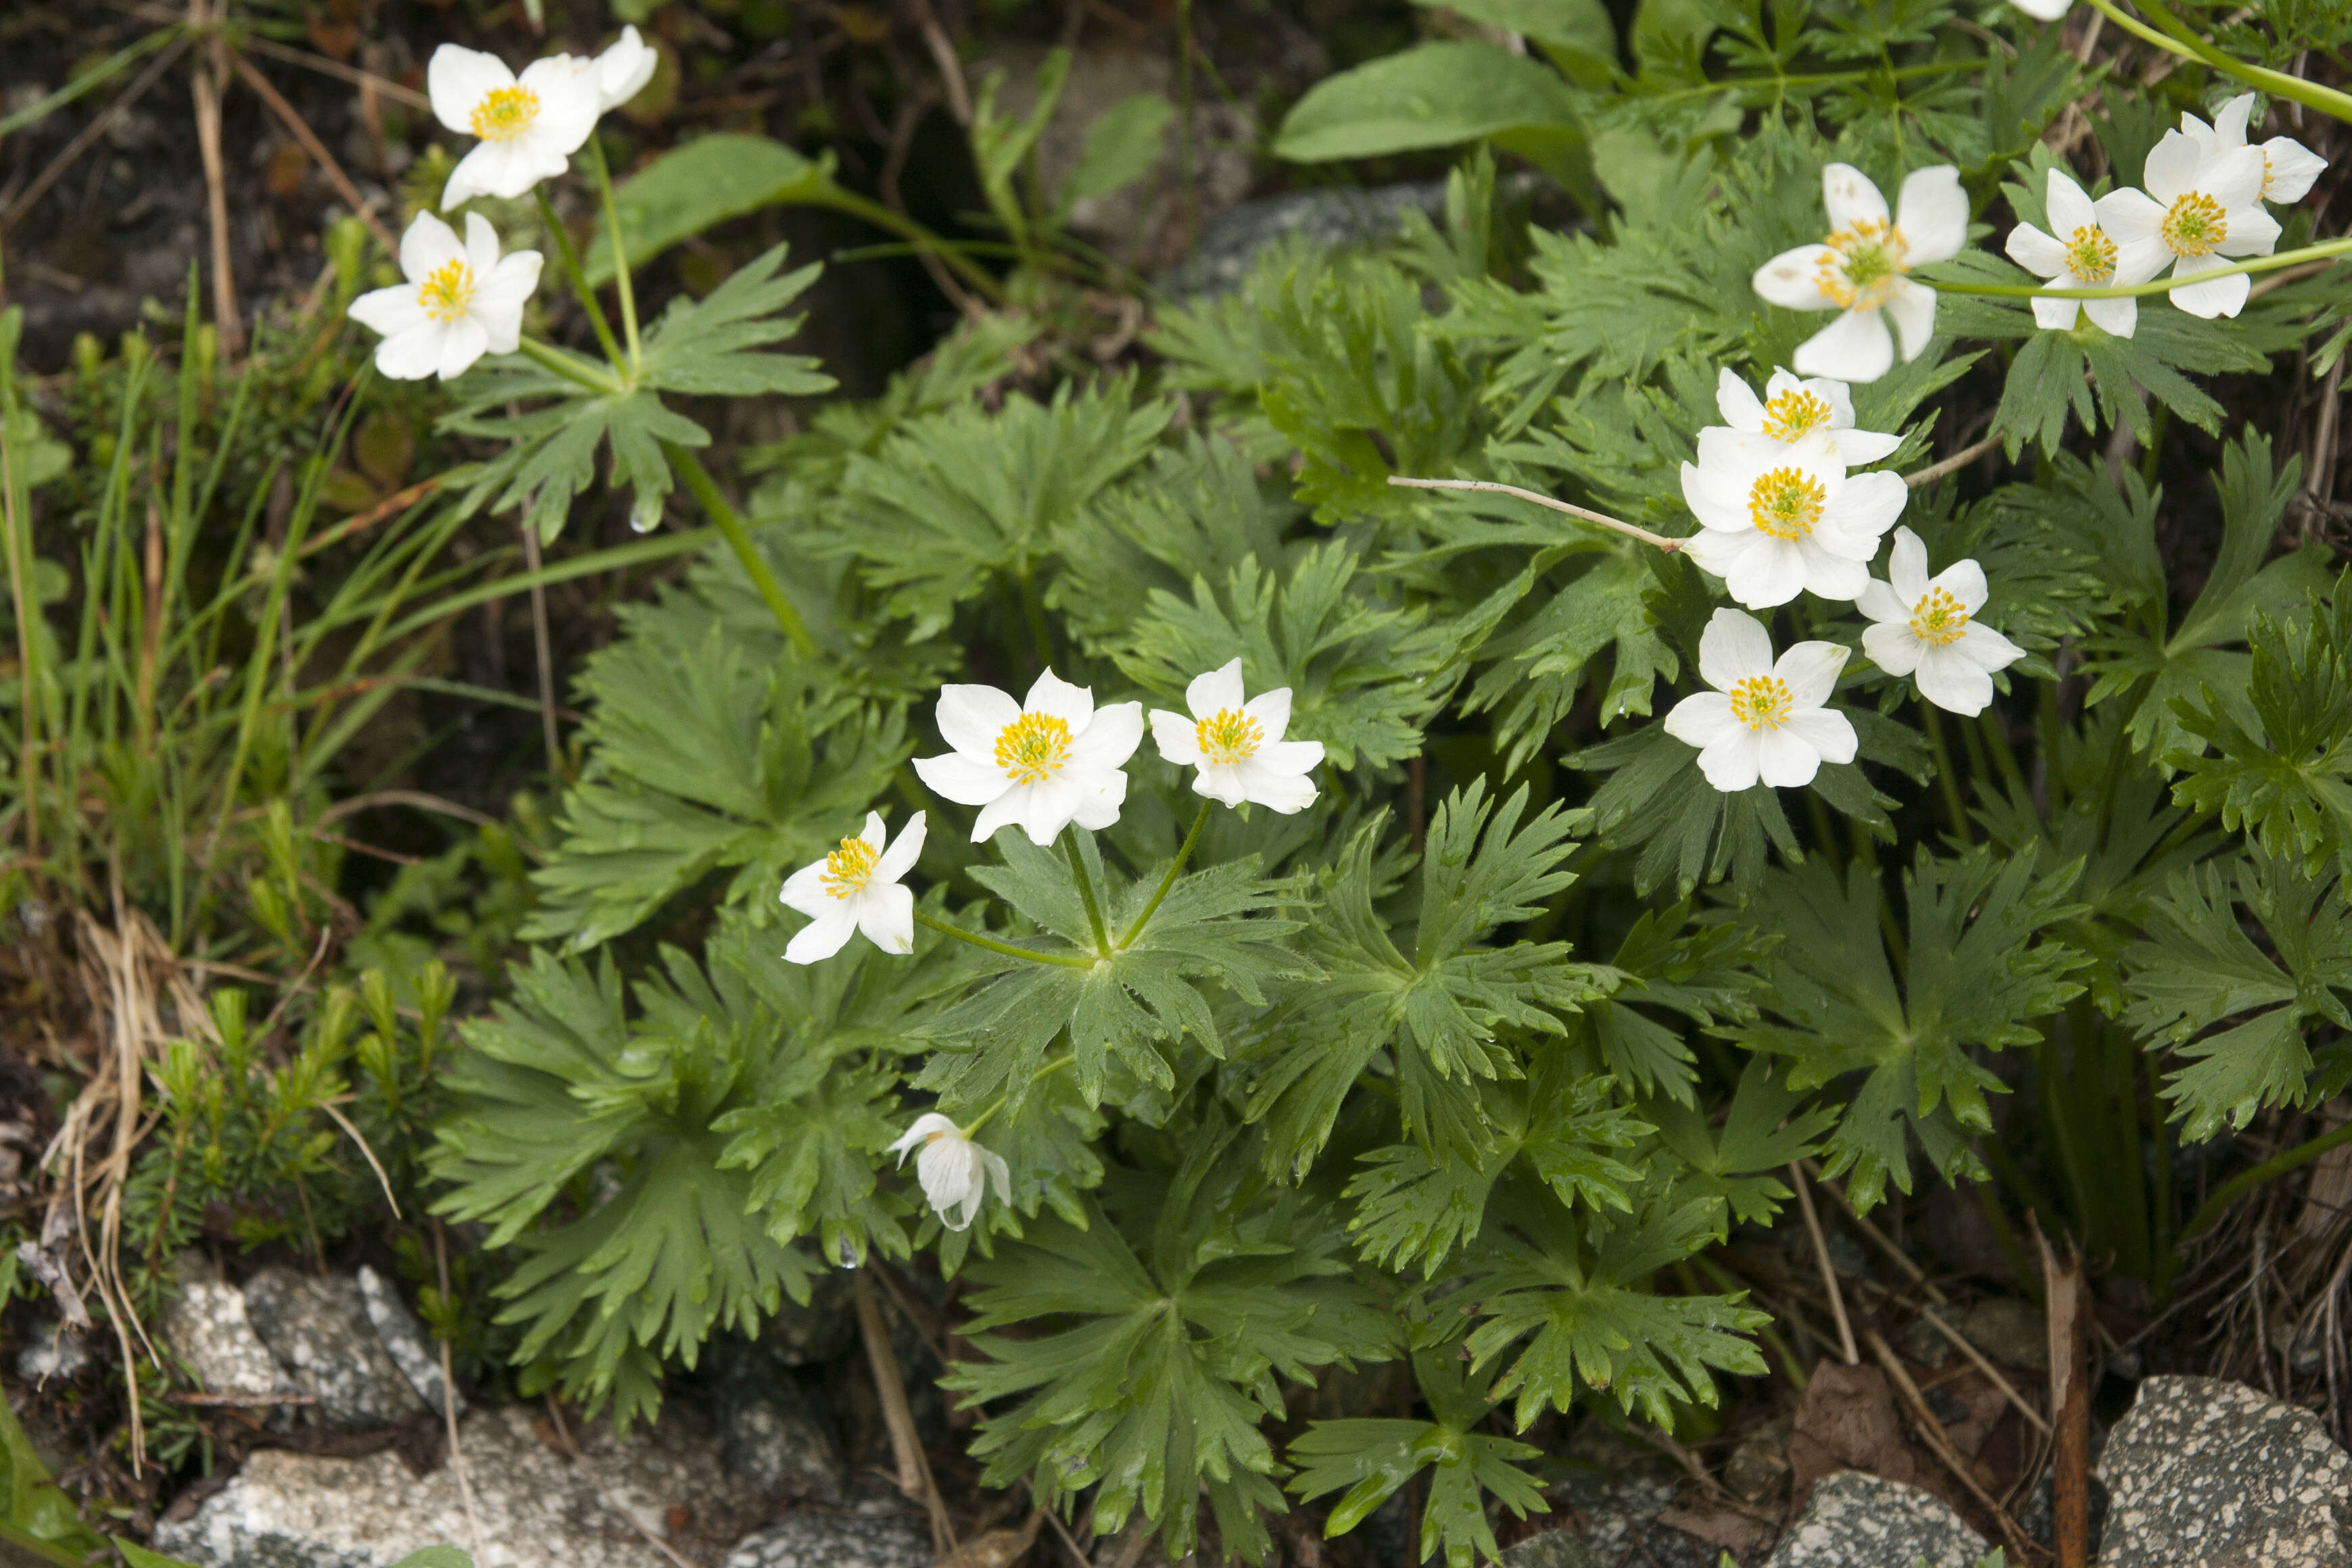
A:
[226, 51, 398, 258]
[520, 522, 565, 780]
[910, 0, 973, 125]
[1035, 1499, 1095, 1568]
[318, 1101, 400, 1219]
[238, 33, 431, 110]
[1865, 1329, 2040, 1565]
[2305, 356, 2346, 521]
[852, 1267, 963, 1559]
[1789, 1161, 1859, 1365]
[190, 0, 243, 360]
[431, 1222, 491, 1563]
[1906, 431, 2005, 489]
[2036, 1231, 2092, 1568]
[1915, 1310, 2052, 1439]
[1385, 476, 1683, 551]
[314, 788, 502, 831]
[542, 1396, 700, 1568]
[0, 34, 192, 239]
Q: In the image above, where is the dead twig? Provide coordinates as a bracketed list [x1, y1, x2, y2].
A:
[1865, 1329, 2040, 1565]
[225, 50, 398, 258]
[2037, 1229, 2092, 1568]
[1906, 431, 2005, 489]
[189, 1, 243, 359]
[1790, 1162, 1859, 1365]
[853, 1266, 962, 1559]
[1386, 476, 1684, 552]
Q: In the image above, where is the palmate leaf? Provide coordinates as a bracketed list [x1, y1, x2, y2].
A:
[1647, 1056, 1838, 1228]
[1576, 898, 1765, 1104]
[1287, 1352, 1547, 1568]
[1737, 848, 2089, 1209]
[1243, 781, 1605, 1178]
[944, 1121, 1395, 1565]
[2119, 852, 2352, 1141]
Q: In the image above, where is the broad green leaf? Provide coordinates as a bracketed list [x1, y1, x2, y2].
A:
[1273, 42, 1581, 163]
[586, 134, 836, 284]
[1062, 93, 1174, 210]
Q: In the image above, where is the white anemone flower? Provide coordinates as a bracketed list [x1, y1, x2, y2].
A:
[1753, 164, 1969, 383]
[888, 1113, 1009, 1231]
[1664, 609, 1856, 793]
[2096, 132, 2280, 318]
[778, 810, 926, 964]
[2182, 93, 2328, 205]
[347, 212, 542, 381]
[913, 669, 1144, 846]
[428, 43, 601, 209]
[1699, 366, 1902, 470]
[1858, 529, 2026, 716]
[2008, 0, 2070, 18]
[1679, 442, 1907, 608]
[1148, 660, 1324, 813]
[587, 26, 658, 112]
[2003, 169, 2165, 338]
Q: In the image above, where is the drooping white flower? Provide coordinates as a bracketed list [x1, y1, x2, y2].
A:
[428, 43, 602, 209]
[1679, 441, 1907, 609]
[1753, 164, 1969, 383]
[2003, 170, 2168, 339]
[348, 212, 542, 381]
[912, 669, 1144, 846]
[1664, 610, 1856, 792]
[2182, 93, 2328, 205]
[2007, 0, 2070, 19]
[1699, 367, 1902, 471]
[1858, 529, 2025, 716]
[587, 26, 658, 112]
[778, 810, 926, 964]
[1147, 660, 1324, 813]
[888, 1113, 1009, 1231]
[2096, 132, 2280, 318]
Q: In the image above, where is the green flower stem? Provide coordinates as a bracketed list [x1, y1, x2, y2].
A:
[512, 335, 623, 395]
[2119, 0, 2352, 126]
[2074, 0, 2201, 62]
[913, 909, 1093, 970]
[961, 1054, 1078, 1137]
[1921, 702, 1973, 846]
[1066, 835, 1112, 956]
[1120, 800, 1212, 949]
[663, 443, 818, 658]
[2178, 1117, 2352, 1245]
[798, 185, 1007, 304]
[533, 189, 625, 373]
[585, 137, 644, 372]
[1933, 236, 2352, 300]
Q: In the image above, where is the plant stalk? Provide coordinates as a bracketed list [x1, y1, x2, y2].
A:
[533, 188, 626, 372]
[1122, 800, 1211, 948]
[1065, 834, 1112, 956]
[663, 444, 817, 657]
[913, 908, 1093, 969]
[585, 137, 643, 371]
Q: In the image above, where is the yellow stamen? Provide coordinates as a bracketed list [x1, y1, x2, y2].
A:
[821, 835, 879, 898]
[2063, 225, 2116, 285]
[1747, 467, 1827, 541]
[1729, 676, 1794, 733]
[1909, 586, 1971, 646]
[2260, 149, 2277, 200]
[994, 712, 1072, 786]
[1762, 389, 1833, 443]
[1194, 708, 1264, 766]
[2160, 191, 2227, 258]
[416, 258, 475, 323]
[469, 84, 541, 143]
[1815, 219, 1911, 310]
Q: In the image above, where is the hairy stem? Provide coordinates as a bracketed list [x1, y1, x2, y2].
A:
[913, 908, 1093, 969]
[1065, 835, 1111, 957]
[1121, 800, 1212, 950]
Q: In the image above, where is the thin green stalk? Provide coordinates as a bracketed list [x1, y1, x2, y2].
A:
[1066, 835, 1111, 956]
[1921, 702, 1973, 846]
[962, 1054, 1078, 1137]
[1977, 709, 2030, 802]
[0, 25, 178, 137]
[1690, 1254, 1809, 1391]
[534, 188, 626, 372]
[512, 334, 623, 395]
[1934, 236, 2352, 299]
[801, 186, 1006, 303]
[1, 420, 42, 862]
[2178, 1117, 2352, 1244]
[584, 138, 642, 370]
[913, 908, 1093, 969]
[665, 445, 817, 657]
[1121, 800, 1211, 948]
[2122, 0, 2352, 124]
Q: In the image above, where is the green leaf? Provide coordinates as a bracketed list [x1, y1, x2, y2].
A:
[1648, 1056, 1838, 1228]
[0, 1393, 105, 1567]
[972, 48, 1072, 245]
[638, 244, 835, 399]
[1273, 42, 1581, 163]
[386, 1552, 476, 1568]
[115, 1542, 208, 1568]
[1062, 93, 1174, 209]
[1575, 898, 1764, 1104]
[1410, 0, 1617, 83]
[585, 134, 838, 284]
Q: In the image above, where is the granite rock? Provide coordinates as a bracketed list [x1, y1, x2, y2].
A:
[1498, 1529, 1604, 1567]
[356, 1266, 462, 1416]
[719, 1380, 845, 1503]
[720, 1513, 932, 1568]
[2094, 1374, 2352, 1568]
[241, 1267, 427, 1426]
[162, 1279, 289, 1399]
[1549, 1467, 1710, 1568]
[1762, 1470, 1988, 1568]
[14, 1318, 91, 1383]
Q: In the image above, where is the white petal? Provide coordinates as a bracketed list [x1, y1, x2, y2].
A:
[913, 750, 1009, 806]
[1664, 691, 1739, 748]
[1185, 659, 1245, 718]
[1712, 532, 1808, 609]
[890, 1113, 959, 1162]
[1239, 767, 1318, 814]
[2215, 202, 2280, 257]
[1794, 308, 1894, 383]
[1894, 166, 1967, 264]
[1798, 545, 1869, 602]
[1883, 279, 1938, 362]
[1191, 764, 1251, 808]
[1024, 668, 1095, 731]
[2033, 295, 2084, 332]
[1717, 368, 1766, 431]
[2212, 94, 2256, 149]
[473, 253, 542, 352]
[399, 210, 466, 281]
[2082, 295, 2138, 338]
[1817, 471, 1909, 558]
[1258, 739, 1324, 775]
[779, 858, 834, 918]
[1756, 727, 1826, 789]
[1823, 164, 1890, 231]
[1827, 428, 1902, 466]
[937, 683, 1022, 759]
[855, 884, 917, 956]
[348, 285, 429, 339]
[1698, 608, 1775, 690]
[1071, 769, 1128, 831]
[875, 811, 927, 880]
[2005, 221, 2069, 278]
[1857, 579, 1909, 625]
[1151, 708, 1204, 765]
[598, 27, 658, 110]
[460, 211, 502, 275]
[2044, 171, 2097, 236]
[2010, 0, 2071, 21]
[1071, 701, 1144, 769]
[1019, 777, 1085, 843]
[1696, 733, 1764, 792]
[1775, 641, 1850, 710]
[1783, 708, 1857, 766]
[1926, 558, 1989, 615]
[1242, 687, 1293, 743]
[441, 141, 535, 207]
[373, 324, 449, 381]
[1887, 527, 1929, 602]
[1682, 460, 1757, 533]
[1914, 649, 1996, 715]
[517, 54, 603, 157]
[435, 316, 490, 380]
[2142, 130, 2207, 202]
[2200, 145, 2269, 212]
[971, 791, 1026, 844]
[2168, 260, 2249, 319]
[1863, 620, 1923, 676]
[1957, 621, 2026, 671]
[1754, 245, 1839, 310]
[2261, 138, 2327, 203]
[427, 45, 514, 134]
[784, 908, 857, 964]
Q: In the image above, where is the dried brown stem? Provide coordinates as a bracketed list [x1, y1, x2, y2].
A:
[1791, 1162, 1859, 1365]
[1906, 431, 2005, 489]
[226, 50, 398, 258]
[2038, 1229, 2092, 1568]
[853, 1267, 961, 1557]
[1386, 476, 1683, 551]
[1866, 1329, 2040, 1565]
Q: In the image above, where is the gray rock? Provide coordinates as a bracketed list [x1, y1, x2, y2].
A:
[1499, 1529, 1604, 1567]
[2094, 1374, 2352, 1568]
[1957, 1296, 2047, 1373]
[1762, 1470, 1988, 1568]
[163, 1279, 289, 1399]
[1550, 1467, 1710, 1568]
[155, 1402, 771, 1568]
[14, 1318, 89, 1383]
[356, 1266, 462, 1416]
[241, 1267, 425, 1426]
[763, 1271, 856, 1367]
[719, 1381, 844, 1503]
[721, 1513, 932, 1568]
[1157, 183, 1452, 299]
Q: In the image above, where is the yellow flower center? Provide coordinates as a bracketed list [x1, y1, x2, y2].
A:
[1729, 676, 1794, 732]
[1909, 586, 1971, 646]
[994, 712, 1072, 786]
[469, 84, 542, 143]
[2160, 192, 2227, 258]
[1817, 220, 1910, 310]
[1761, 389, 1833, 443]
[821, 835, 879, 898]
[2260, 149, 2277, 200]
[416, 258, 475, 323]
[2063, 225, 2116, 285]
[1194, 708, 1264, 766]
[1747, 467, 1827, 541]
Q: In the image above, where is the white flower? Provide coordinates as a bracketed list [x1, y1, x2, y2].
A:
[2182, 93, 2328, 204]
[2008, 0, 2070, 18]
[1679, 441, 1907, 608]
[1147, 660, 1324, 813]
[347, 212, 542, 381]
[428, 43, 601, 209]
[2097, 132, 2280, 318]
[2003, 170, 2165, 338]
[778, 810, 926, 964]
[1754, 164, 1969, 383]
[1664, 610, 1856, 792]
[1858, 529, 2025, 716]
[1700, 366, 1902, 470]
[888, 1113, 1009, 1231]
[912, 669, 1144, 846]
[578, 26, 657, 114]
